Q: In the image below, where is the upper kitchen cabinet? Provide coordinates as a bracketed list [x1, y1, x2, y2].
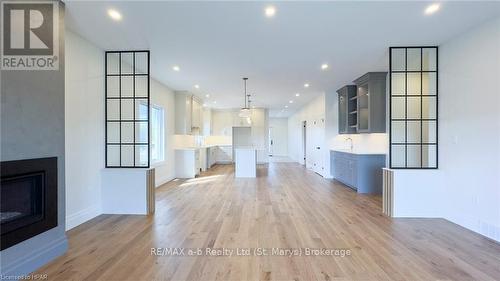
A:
[337, 85, 358, 134]
[202, 108, 212, 136]
[175, 92, 203, 135]
[191, 96, 202, 130]
[353, 72, 387, 133]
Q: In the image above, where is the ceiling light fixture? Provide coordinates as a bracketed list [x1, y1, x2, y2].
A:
[425, 3, 440, 15]
[194, 84, 200, 89]
[172, 65, 180, 72]
[107, 9, 122, 21]
[289, 100, 294, 104]
[304, 83, 309, 88]
[213, 101, 217, 104]
[205, 94, 210, 98]
[285, 105, 289, 108]
[295, 93, 300, 97]
[239, 78, 252, 118]
[265, 6, 276, 18]
[321, 63, 329, 70]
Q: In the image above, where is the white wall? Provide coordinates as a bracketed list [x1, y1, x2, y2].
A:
[439, 17, 500, 241]
[65, 30, 176, 229]
[269, 118, 288, 156]
[288, 95, 328, 176]
[151, 80, 176, 186]
[392, 17, 500, 242]
[101, 169, 149, 214]
[65, 30, 104, 230]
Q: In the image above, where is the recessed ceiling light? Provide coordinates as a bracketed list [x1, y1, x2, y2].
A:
[205, 94, 210, 98]
[304, 83, 309, 88]
[289, 100, 294, 104]
[321, 63, 329, 70]
[425, 3, 440, 15]
[213, 101, 217, 104]
[295, 93, 300, 97]
[202, 103, 207, 107]
[107, 9, 122, 21]
[265, 6, 276, 17]
[194, 84, 200, 89]
[285, 105, 289, 108]
[172, 65, 180, 72]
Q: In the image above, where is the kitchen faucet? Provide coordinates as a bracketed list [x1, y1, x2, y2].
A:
[345, 137, 353, 151]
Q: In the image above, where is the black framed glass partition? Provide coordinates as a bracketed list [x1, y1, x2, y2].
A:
[389, 47, 438, 169]
[105, 51, 150, 168]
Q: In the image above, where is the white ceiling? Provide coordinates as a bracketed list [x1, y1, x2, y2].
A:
[65, 1, 500, 117]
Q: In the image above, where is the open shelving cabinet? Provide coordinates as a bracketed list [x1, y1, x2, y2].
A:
[337, 85, 358, 134]
[337, 72, 387, 135]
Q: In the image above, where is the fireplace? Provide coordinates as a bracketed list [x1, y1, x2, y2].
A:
[1, 157, 58, 250]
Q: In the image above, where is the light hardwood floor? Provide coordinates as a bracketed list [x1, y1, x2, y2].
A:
[36, 163, 500, 281]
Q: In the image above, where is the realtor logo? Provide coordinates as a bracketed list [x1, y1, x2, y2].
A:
[1, 1, 59, 70]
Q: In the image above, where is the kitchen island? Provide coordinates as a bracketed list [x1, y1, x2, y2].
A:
[234, 146, 257, 178]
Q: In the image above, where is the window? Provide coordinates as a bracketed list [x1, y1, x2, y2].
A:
[389, 47, 438, 169]
[150, 105, 164, 163]
[105, 50, 150, 168]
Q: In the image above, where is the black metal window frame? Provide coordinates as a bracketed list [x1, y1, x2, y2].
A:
[105, 50, 150, 168]
[389, 46, 438, 169]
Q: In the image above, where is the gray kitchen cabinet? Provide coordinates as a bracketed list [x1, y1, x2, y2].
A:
[353, 72, 387, 133]
[331, 150, 386, 194]
[337, 85, 358, 134]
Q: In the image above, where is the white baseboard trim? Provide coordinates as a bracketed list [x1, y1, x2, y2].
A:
[1, 235, 67, 277]
[66, 204, 101, 231]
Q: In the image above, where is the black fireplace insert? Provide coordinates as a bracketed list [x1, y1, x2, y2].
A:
[1, 157, 58, 250]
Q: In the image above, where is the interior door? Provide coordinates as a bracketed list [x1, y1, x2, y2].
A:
[312, 118, 320, 174]
[315, 117, 325, 176]
[306, 120, 315, 169]
[306, 117, 325, 176]
[268, 127, 274, 156]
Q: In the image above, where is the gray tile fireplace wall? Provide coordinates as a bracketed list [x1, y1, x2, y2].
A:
[0, 1, 67, 277]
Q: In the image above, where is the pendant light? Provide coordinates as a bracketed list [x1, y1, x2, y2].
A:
[239, 78, 251, 118]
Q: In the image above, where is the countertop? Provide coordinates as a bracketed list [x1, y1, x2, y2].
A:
[331, 149, 386, 155]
